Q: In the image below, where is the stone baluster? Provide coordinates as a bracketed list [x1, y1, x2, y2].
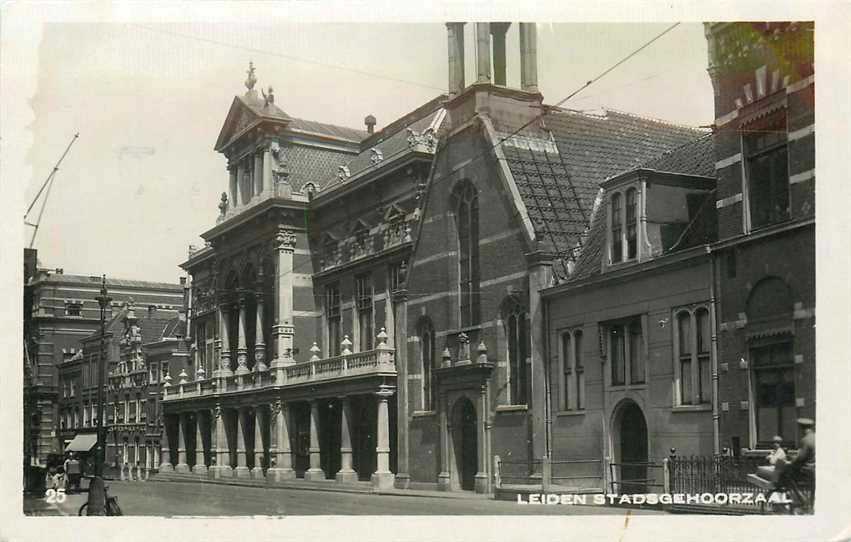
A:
[371, 388, 395, 489]
[304, 400, 325, 481]
[336, 396, 357, 483]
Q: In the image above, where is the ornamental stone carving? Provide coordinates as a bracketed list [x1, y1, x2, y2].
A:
[274, 227, 297, 252]
[337, 165, 351, 181]
[370, 148, 383, 164]
[407, 127, 437, 152]
[268, 140, 289, 182]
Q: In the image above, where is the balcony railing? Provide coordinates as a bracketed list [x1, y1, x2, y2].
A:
[320, 218, 414, 271]
[161, 330, 396, 401]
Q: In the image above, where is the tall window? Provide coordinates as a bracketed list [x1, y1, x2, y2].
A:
[455, 182, 480, 327]
[355, 275, 374, 351]
[561, 329, 585, 411]
[745, 112, 789, 229]
[326, 284, 341, 356]
[752, 340, 795, 445]
[611, 192, 623, 263]
[608, 318, 643, 386]
[626, 188, 637, 260]
[674, 307, 712, 405]
[419, 318, 435, 411]
[507, 310, 528, 405]
[196, 320, 207, 371]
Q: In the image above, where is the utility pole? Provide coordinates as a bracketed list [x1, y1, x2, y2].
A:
[88, 275, 112, 515]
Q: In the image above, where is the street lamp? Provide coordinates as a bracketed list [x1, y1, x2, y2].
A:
[88, 275, 112, 515]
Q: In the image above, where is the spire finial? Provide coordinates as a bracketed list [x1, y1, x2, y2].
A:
[245, 61, 257, 92]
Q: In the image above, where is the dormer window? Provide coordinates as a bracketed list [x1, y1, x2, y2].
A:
[609, 186, 640, 264]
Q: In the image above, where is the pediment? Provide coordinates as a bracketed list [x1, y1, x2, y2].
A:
[214, 95, 291, 153]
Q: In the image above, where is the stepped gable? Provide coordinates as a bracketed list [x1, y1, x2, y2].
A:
[496, 108, 707, 260]
[568, 133, 718, 283]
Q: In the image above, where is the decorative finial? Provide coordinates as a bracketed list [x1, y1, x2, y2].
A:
[245, 61, 257, 92]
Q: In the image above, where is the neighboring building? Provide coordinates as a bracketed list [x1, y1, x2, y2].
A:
[57, 298, 186, 473]
[704, 22, 814, 454]
[160, 23, 710, 494]
[542, 135, 718, 491]
[25, 266, 183, 465]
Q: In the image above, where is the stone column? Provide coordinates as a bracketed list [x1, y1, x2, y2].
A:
[304, 400, 325, 481]
[235, 408, 250, 478]
[491, 23, 510, 86]
[211, 404, 232, 478]
[336, 397, 357, 483]
[446, 23, 466, 97]
[175, 413, 190, 473]
[519, 23, 539, 93]
[474, 388, 489, 493]
[228, 166, 238, 209]
[475, 23, 492, 84]
[253, 153, 263, 199]
[267, 400, 295, 481]
[236, 163, 245, 207]
[262, 146, 273, 195]
[272, 227, 296, 368]
[528, 255, 552, 471]
[254, 288, 267, 372]
[159, 415, 173, 472]
[437, 393, 451, 491]
[371, 388, 395, 489]
[193, 412, 207, 475]
[218, 304, 233, 377]
[235, 293, 250, 375]
[251, 407, 265, 479]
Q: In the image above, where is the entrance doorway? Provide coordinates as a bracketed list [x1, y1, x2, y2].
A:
[451, 397, 477, 491]
[616, 400, 648, 493]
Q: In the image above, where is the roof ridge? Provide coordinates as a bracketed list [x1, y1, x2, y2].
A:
[594, 107, 708, 133]
[289, 116, 367, 136]
[637, 131, 714, 170]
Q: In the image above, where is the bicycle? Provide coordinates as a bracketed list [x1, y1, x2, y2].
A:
[78, 485, 123, 516]
[755, 471, 813, 515]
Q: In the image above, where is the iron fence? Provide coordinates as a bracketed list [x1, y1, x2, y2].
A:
[608, 461, 665, 494]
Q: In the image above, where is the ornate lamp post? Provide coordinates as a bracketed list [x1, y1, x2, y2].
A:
[87, 275, 112, 515]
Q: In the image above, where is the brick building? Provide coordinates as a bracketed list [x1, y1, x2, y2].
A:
[542, 135, 718, 491]
[158, 23, 714, 494]
[704, 22, 815, 454]
[24, 260, 183, 466]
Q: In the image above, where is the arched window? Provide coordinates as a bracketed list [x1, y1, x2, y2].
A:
[560, 328, 585, 411]
[453, 182, 480, 327]
[418, 317, 435, 411]
[611, 192, 623, 263]
[674, 307, 711, 406]
[505, 302, 528, 406]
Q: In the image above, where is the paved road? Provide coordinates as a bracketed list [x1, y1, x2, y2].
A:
[46, 481, 660, 516]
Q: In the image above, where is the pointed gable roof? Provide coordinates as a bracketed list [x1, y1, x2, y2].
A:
[214, 92, 292, 152]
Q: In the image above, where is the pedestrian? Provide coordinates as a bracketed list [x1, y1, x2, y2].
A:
[66, 453, 82, 494]
[767, 435, 787, 465]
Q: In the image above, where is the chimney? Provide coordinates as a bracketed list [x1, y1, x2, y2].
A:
[519, 23, 539, 93]
[364, 115, 376, 134]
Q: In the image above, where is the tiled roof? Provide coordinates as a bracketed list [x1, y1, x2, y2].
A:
[289, 117, 367, 143]
[638, 133, 716, 177]
[497, 108, 708, 264]
[37, 273, 182, 291]
[287, 144, 359, 192]
[315, 99, 447, 197]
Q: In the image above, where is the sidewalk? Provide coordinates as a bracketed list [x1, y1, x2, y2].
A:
[150, 472, 490, 500]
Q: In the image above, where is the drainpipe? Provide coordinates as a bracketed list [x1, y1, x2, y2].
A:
[542, 294, 552, 460]
[707, 245, 721, 455]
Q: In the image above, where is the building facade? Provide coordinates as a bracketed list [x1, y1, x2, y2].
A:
[542, 136, 719, 491]
[704, 22, 815, 454]
[24, 264, 183, 466]
[159, 23, 713, 494]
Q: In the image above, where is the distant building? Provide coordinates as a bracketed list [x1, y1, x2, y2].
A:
[704, 22, 814, 454]
[24, 262, 182, 465]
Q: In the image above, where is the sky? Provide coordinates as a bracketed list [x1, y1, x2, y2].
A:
[24, 21, 714, 283]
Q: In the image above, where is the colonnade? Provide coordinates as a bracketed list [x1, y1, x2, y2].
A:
[227, 144, 274, 209]
[159, 389, 395, 489]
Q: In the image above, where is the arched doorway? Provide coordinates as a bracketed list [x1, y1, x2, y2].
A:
[614, 400, 648, 493]
[451, 397, 477, 491]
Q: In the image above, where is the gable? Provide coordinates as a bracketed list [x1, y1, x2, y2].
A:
[213, 94, 291, 153]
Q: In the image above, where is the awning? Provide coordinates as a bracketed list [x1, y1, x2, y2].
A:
[64, 434, 98, 452]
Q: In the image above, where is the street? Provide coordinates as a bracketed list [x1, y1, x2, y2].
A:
[36, 481, 661, 516]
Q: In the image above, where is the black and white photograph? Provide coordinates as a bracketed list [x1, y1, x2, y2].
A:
[3, 2, 849, 541]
